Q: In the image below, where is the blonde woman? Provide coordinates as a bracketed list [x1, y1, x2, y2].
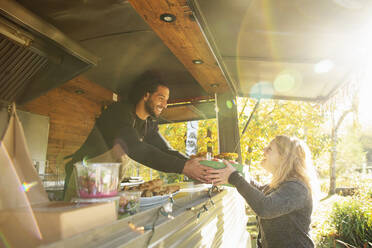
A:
[206, 135, 320, 248]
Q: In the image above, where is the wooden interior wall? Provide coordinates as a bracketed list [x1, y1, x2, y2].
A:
[21, 77, 114, 175]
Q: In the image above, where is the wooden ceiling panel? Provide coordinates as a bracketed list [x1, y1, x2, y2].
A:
[128, 0, 230, 94]
[160, 101, 216, 123]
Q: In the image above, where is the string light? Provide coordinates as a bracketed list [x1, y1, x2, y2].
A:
[128, 196, 175, 245]
[187, 185, 220, 221]
[160, 201, 174, 219]
[128, 187, 221, 244]
[128, 222, 151, 234]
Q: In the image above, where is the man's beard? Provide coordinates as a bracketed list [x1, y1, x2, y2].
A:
[144, 99, 159, 118]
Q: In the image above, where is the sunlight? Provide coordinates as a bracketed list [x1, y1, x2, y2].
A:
[200, 217, 217, 248]
[249, 81, 274, 99]
[358, 73, 372, 128]
[0, 232, 11, 248]
[357, 20, 372, 129]
[274, 73, 295, 92]
[274, 70, 302, 93]
[314, 60, 334, 74]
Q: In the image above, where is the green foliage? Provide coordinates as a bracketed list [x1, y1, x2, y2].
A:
[237, 98, 330, 183]
[330, 196, 372, 247]
[156, 96, 372, 248]
[238, 98, 330, 159]
[336, 125, 366, 175]
[159, 122, 187, 153]
[158, 120, 218, 182]
[312, 194, 341, 248]
[157, 97, 331, 183]
[314, 179, 372, 248]
[158, 172, 184, 184]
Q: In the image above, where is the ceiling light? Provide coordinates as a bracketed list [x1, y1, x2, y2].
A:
[192, 59, 204, 64]
[160, 13, 176, 23]
[75, 89, 85, 95]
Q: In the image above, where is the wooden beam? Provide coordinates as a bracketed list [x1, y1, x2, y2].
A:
[216, 92, 242, 163]
[128, 0, 230, 94]
[167, 95, 214, 104]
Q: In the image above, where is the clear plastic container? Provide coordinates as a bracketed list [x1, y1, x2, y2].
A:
[71, 196, 120, 213]
[118, 191, 141, 215]
[75, 162, 120, 198]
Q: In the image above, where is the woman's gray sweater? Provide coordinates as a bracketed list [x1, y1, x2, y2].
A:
[228, 171, 314, 248]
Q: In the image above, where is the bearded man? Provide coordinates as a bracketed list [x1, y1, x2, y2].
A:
[63, 73, 209, 201]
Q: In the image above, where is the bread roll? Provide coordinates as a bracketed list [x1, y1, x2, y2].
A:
[150, 179, 163, 187]
[128, 179, 180, 197]
[166, 185, 180, 193]
[141, 190, 153, 197]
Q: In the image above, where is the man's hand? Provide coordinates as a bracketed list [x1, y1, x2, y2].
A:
[182, 158, 211, 183]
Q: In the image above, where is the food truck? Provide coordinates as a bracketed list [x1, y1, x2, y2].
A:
[0, 0, 368, 247]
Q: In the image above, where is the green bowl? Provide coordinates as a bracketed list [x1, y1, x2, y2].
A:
[200, 160, 244, 173]
[199, 160, 245, 187]
[200, 160, 227, 169]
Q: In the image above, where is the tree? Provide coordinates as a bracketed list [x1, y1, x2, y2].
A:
[328, 108, 354, 194]
[326, 79, 359, 195]
[159, 98, 330, 184]
[336, 125, 366, 174]
[237, 98, 330, 183]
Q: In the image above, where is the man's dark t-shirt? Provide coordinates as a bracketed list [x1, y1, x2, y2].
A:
[64, 102, 188, 192]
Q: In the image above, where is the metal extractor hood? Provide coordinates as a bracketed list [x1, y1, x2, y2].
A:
[0, 0, 98, 104]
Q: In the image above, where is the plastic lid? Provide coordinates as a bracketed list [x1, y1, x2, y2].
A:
[71, 196, 119, 203]
[74, 162, 121, 168]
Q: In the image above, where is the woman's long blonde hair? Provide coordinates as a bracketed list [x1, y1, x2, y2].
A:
[269, 135, 320, 200]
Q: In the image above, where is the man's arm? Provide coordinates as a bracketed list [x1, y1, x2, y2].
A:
[145, 122, 213, 182]
[104, 106, 208, 181]
[145, 121, 188, 160]
[114, 131, 210, 182]
[114, 125, 186, 173]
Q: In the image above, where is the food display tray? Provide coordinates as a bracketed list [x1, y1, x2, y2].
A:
[139, 191, 178, 210]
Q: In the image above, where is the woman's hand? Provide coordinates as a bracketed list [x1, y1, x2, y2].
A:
[205, 160, 236, 185]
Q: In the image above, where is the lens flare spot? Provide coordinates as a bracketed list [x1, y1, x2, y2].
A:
[249, 81, 274, 98]
[314, 60, 334, 73]
[226, 100, 233, 109]
[0, 232, 11, 248]
[21, 181, 38, 192]
[274, 73, 295, 92]
[333, 0, 363, 10]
